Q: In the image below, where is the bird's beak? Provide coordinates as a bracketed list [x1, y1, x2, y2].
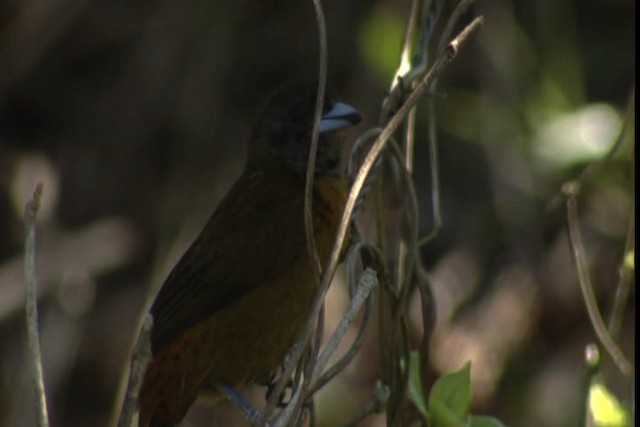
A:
[319, 102, 362, 134]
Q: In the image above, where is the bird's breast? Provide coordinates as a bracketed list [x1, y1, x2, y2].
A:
[204, 174, 346, 383]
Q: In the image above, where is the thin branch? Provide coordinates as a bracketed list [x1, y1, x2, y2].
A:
[24, 182, 49, 427]
[305, 245, 378, 397]
[310, 269, 378, 384]
[265, 1, 328, 423]
[328, 15, 484, 312]
[304, 0, 329, 279]
[607, 202, 635, 339]
[436, 0, 477, 56]
[549, 84, 635, 211]
[117, 313, 154, 427]
[416, 94, 442, 247]
[312, 243, 383, 392]
[418, 0, 477, 248]
[386, 141, 420, 303]
[1, 218, 139, 322]
[416, 263, 435, 391]
[563, 183, 633, 377]
[300, 0, 330, 420]
[271, 385, 303, 427]
[275, 268, 377, 424]
[560, 83, 635, 427]
[306, 292, 373, 397]
[218, 384, 264, 426]
[269, 14, 484, 427]
[347, 128, 385, 215]
[395, 0, 420, 289]
[579, 343, 601, 427]
[387, 311, 412, 426]
[416, 0, 444, 63]
[391, 0, 421, 91]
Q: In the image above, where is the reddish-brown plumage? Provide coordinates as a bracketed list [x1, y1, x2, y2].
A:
[137, 82, 359, 426]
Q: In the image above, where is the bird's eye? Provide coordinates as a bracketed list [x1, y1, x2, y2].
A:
[323, 100, 334, 114]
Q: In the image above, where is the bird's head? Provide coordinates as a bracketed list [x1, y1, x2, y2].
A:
[247, 81, 361, 176]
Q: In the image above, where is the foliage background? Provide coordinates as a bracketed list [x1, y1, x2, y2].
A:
[0, 0, 634, 426]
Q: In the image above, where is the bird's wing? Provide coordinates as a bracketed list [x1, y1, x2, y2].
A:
[148, 171, 311, 353]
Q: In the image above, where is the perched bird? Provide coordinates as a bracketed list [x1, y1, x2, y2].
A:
[138, 81, 361, 427]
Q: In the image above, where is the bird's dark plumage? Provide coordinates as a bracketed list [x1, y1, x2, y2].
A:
[138, 81, 361, 427]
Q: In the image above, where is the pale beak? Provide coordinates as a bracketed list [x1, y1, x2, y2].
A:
[319, 102, 362, 134]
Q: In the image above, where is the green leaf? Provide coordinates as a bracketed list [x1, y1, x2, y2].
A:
[469, 415, 506, 427]
[407, 351, 429, 420]
[430, 401, 469, 427]
[428, 362, 472, 425]
[589, 381, 630, 427]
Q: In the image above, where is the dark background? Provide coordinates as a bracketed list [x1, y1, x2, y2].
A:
[0, 0, 634, 426]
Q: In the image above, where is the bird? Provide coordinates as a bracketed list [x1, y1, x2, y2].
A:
[137, 81, 361, 427]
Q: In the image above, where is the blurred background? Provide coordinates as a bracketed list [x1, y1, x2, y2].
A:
[0, 0, 634, 426]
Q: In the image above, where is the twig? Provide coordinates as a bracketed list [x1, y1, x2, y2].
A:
[561, 85, 635, 379]
[347, 128, 385, 215]
[386, 141, 420, 300]
[418, 0, 477, 248]
[1, 217, 139, 322]
[561, 84, 635, 427]
[311, 269, 378, 385]
[418, 0, 452, 244]
[116, 314, 154, 427]
[391, 0, 421, 91]
[265, 1, 329, 423]
[281, 265, 377, 424]
[415, 262, 435, 385]
[579, 343, 601, 427]
[416, 93, 442, 247]
[24, 183, 49, 427]
[269, 14, 483, 427]
[607, 202, 635, 339]
[328, 14, 484, 324]
[305, 245, 380, 396]
[383, 140, 422, 423]
[304, 0, 329, 278]
[416, 0, 445, 64]
[387, 309, 412, 426]
[436, 0, 476, 56]
[549, 85, 635, 211]
[563, 183, 632, 377]
[392, 0, 422, 294]
[306, 291, 373, 397]
[272, 386, 303, 427]
[218, 384, 264, 426]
